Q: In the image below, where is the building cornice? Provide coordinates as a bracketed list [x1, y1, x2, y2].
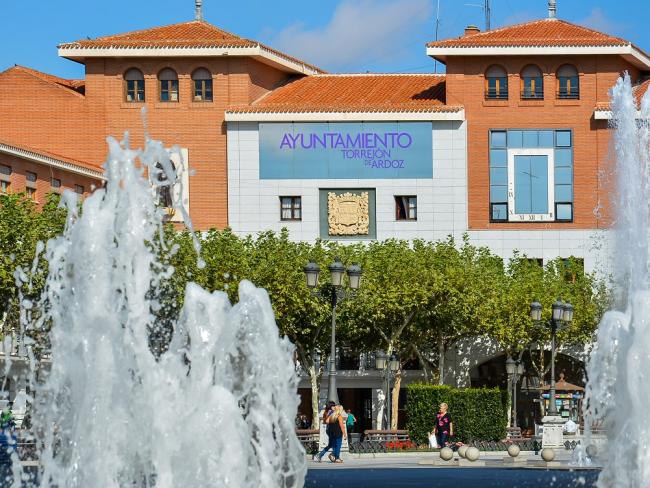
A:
[225, 109, 465, 122]
[0, 143, 104, 180]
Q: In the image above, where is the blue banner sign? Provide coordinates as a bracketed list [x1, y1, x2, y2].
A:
[259, 122, 433, 179]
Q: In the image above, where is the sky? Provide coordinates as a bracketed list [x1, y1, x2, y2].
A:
[2, 0, 649, 79]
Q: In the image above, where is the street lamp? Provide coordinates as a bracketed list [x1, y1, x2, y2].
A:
[505, 357, 525, 428]
[530, 299, 573, 417]
[375, 350, 400, 430]
[304, 258, 362, 405]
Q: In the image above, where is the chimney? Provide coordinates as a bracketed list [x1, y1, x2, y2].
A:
[195, 0, 204, 21]
[464, 25, 481, 36]
[548, 0, 557, 19]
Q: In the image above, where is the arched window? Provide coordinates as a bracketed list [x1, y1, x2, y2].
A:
[557, 64, 579, 99]
[158, 68, 179, 102]
[124, 68, 145, 102]
[485, 65, 508, 100]
[192, 68, 213, 101]
[521, 65, 544, 99]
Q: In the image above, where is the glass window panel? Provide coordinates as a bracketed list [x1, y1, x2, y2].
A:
[51, 178, 61, 188]
[507, 130, 523, 148]
[556, 130, 572, 147]
[522, 130, 539, 148]
[490, 149, 507, 167]
[539, 131, 554, 148]
[555, 184, 573, 202]
[490, 131, 507, 148]
[556, 203, 573, 221]
[514, 155, 548, 214]
[555, 148, 573, 167]
[555, 167, 573, 185]
[491, 203, 508, 221]
[0, 165, 11, 175]
[490, 167, 507, 185]
[490, 185, 507, 202]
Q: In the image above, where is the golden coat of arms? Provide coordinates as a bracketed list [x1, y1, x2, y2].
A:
[327, 192, 370, 236]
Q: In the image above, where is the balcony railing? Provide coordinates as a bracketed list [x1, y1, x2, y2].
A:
[557, 90, 579, 100]
[521, 89, 544, 100]
[485, 89, 508, 100]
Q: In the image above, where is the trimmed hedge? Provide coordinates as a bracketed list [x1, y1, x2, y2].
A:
[406, 384, 507, 444]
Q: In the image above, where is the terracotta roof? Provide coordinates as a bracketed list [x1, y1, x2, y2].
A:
[2, 65, 84, 95]
[58, 20, 323, 74]
[633, 79, 650, 106]
[228, 74, 460, 114]
[428, 18, 633, 49]
[541, 374, 584, 392]
[0, 138, 103, 174]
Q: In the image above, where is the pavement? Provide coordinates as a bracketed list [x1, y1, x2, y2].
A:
[306, 452, 601, 487]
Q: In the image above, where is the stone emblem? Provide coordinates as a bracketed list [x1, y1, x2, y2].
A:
[327, 192, 369, 236]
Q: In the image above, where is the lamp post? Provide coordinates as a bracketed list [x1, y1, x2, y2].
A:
[375, 351, 400, 430]
[530, 299, 574, 447]
[505, 357, 525, 428]
[304, 258, 362, 405]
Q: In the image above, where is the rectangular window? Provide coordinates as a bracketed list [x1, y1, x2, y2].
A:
[194, 80, 213, 101]
[558, 77, 579, 99]
[0, 180, 9, 194]
[26, 171, 37, 183]
[486, 77, 508, 99]
[280, 196, 301, 221]
[51, 178, 61, 189]
[0, 165, 10, 176]
[75, 184, 85, 195]
[395, 196, 417, 220]
[160, 80, 179, 102]
[126, 80, 145, 102]
[522, 77, 543, 99]
[26, 187, 36, 201]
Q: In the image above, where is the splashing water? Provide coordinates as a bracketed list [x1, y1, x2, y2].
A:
[584, 73, 650, 487]
[16, 134, 306, 487]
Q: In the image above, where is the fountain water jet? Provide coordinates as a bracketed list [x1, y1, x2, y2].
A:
[584, 73, 650, 487]
[15, 133, 306, 487]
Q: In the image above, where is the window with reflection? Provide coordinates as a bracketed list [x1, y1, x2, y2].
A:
[192, 68, 213, 101]
[521, 65, 544, 99]
[124, 68, 145, 102]
[557, 64, 579, 99]
[485, 65, 508, 99]
[158, 68, 179, 102]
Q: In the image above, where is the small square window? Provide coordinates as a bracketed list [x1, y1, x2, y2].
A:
[490, 167, 508, 185]
[26, 187, 37, 201]
[489, 149, 507, 167]
[280, 196, 301, 221]
[75, 184, 85, 195]
[556, 131, 572, 147]
[538, 131, 554, 148]
[26, 171, 37, 183]
[51, 178, 61, 189]
[490, 185, 507, 202]
[555, 184, 572, 201]
[522, 130, 538, 147]
[395, 196, 417, 221]
[0, 180, 9, 194]
[556, 203, 573, 221]
[490, 131, 507, 148]
[490, 203, 508, 222]
[0, 165, 11, 176]
[507, 130, 523, 148]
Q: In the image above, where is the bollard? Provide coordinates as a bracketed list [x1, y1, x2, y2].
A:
[440, 447, 454, 461]
[541, 448, 555, 462]
[507, 444, 520, 458]
[465, 446, 480, 462]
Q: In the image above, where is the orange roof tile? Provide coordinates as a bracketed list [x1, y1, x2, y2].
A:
[428, 18, 632, 49]
[633, 79, 650, 106]
[228, 74, 459, 114]
[59, 20, 323, 74]
[2, 65, 84, 95]
[0, 138, 103, 174]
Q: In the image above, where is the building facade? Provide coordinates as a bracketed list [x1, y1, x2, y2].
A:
[1, 10, 648, 429]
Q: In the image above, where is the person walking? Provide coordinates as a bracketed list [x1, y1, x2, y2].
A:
[434, 402, 453, 448]
[345, 409, 357, 436]
[315, 405, 347, 463]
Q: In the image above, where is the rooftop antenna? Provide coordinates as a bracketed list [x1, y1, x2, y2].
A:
[465, 0, 491, 31]
[434, 0, 441, 74]
[548, 0, 557, 19]
[195, 0, 204, 21]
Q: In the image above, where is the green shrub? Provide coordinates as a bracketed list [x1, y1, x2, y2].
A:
[406, 384, 507, 444]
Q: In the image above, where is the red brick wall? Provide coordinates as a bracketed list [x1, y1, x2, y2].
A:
[0, 152, 100, 205]
[444, 54, 639, 230]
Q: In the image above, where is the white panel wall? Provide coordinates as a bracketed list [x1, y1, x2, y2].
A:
[226, 120, 610, 273]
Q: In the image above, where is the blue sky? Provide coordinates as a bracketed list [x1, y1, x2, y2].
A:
[2, 0, 649, 79]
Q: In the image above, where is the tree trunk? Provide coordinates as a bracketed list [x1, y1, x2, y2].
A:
[308, 365, 321, 429]
[438, 336, 445, 385]
[391, 370, 402, 430]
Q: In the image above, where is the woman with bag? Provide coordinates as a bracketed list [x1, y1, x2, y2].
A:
[434, 402, 453, 448]
[315, 405, 347, 463]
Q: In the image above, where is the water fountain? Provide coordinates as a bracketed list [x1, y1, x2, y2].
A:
[584, 73, 650, 487]
[12, 132, 306, 487]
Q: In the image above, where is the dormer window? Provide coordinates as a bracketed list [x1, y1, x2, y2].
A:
[124, 68, 145, 102]
[557, 64, 579, 99]
[192, 68, 213, 102]
[521, 65, 544, 99]
[485, 65, 508, 100]
[159, 68, 179, 102]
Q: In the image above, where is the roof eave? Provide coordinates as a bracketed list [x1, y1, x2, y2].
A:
[426, 45, 650, 70]
[224, 109, 465, 122]
[0, 143, 104, 180]
[57, 45, 322, 75]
